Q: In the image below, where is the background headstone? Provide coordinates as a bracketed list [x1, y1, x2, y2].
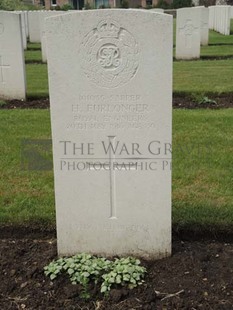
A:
[210, 6, 231, 35]
[46, 9, 173, 258]
[28, 11, 42, 43]
[208, 6, 215, 30]
[0, 12, 26, 100]
[40, 11, 66, 63]
[15, 12, 27, 50]
[201, 7, 209, 45]
[176, 8, 201, 59]
[195, 6, 209, 46]
[24, 11, 29, 39]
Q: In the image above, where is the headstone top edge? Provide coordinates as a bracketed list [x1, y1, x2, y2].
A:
[45, 8, 173, 22]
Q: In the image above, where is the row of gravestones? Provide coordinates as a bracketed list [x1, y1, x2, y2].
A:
[28, 7, 232, 64]
[0, 9, 167, 101]
[176, 5, 232, 59]
[209, 5, 232, 35]
[29, 10, 165, 63]
[0, 7, 232, 258]
[0, 10, 68, 100]
[0, 7, 232, 98]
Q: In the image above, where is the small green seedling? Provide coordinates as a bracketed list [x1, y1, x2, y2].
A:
[44, 253, 146, 298]
[198, 96, 217, 105]
[101, 257, 146, 293]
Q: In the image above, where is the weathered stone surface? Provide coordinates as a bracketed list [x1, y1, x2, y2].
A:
[195, 6, 209, 46]
[40, 11, 66, 63]
[28, 11, 41, 43]
[176, 8, 201, 59]
[0, 12, 26, 100]
[46, 10, 172, 258]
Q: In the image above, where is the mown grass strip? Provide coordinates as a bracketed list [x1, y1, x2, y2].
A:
[173, 59, 233, 94]
[26, 64, 49, 99]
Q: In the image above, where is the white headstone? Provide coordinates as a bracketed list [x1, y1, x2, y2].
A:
[40, 11, 65, 63]
[201, 8, 209, 45]
[231, 6, 233, 18]
[176, 8, 201, 59]
[222, 6, 231, 35]
[0, 12, 26, 100]
[214, 6, 218, 31]
[211, 6, 231, 35]
[22, 12, 27, 49]
[46, 10, 173, 258]
[208, 6, 215, 30]
[16, 12, 27, 50]
[28, 11, 41, 43]
[196, 6, 209, 45]
[24, 11, 29, 39]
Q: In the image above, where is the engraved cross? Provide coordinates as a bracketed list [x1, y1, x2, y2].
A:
[107, 136, 136, 220]
[0, 56, 10, 83]
[108, 135, 117, 219]
[89, 136, 136, 220]
[179, 20, 199, 49]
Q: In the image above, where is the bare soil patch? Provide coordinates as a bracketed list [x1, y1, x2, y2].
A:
[1, 94, 233, 110]
[0, 227, 233, 310]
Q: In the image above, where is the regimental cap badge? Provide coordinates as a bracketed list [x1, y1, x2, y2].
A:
[81, 19, 139, 89]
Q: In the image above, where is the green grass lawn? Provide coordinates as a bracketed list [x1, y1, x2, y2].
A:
[209, 29, 233, 45]
[0, 109, 233, 234]
[27, 42, 41, 50]
[173, 109, 233, 233]
[173, 59, 233, 94]
[25, 50, 42, 62]
[0, 110, 54, 224]
[173, 44, 233, 58]
[201, 45, 233, 57]
[26, 64, 49, 98]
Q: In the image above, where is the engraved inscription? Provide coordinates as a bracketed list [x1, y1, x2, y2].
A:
[81, 20, 139, 88]
[67, 94, 156, 131]
[179, 20, 199, 48]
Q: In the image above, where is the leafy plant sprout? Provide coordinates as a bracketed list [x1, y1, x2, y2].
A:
[44, 253, 146, 298]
